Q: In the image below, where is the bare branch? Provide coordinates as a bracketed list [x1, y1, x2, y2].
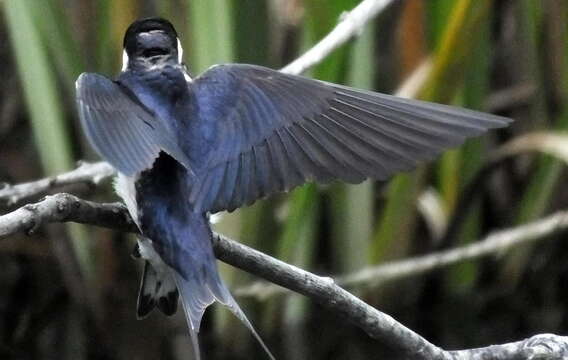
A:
[448, 334, 568, 359]
[1, 194, 568, 359]
[235, 208, 568, 299]
[0, 161, 115, 206]
[340, 210, 568, 288]
[0, 193, 135, 237]
[280, 0, 397, 75]
[213, 233, 446, 359]
[0, 193, 442, 358]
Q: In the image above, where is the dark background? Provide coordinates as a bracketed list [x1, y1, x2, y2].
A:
[1, 0, 567, 359]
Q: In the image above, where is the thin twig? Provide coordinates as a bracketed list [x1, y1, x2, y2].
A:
[340, 210, 568, 287]
[485, 83, 537, 113]
[1, 194, 567, 359]
[0, 161, 115, 206]
[280, 0, 397, 75]
[235, 208, 568, 299]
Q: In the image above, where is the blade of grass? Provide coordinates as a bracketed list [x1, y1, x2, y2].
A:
[271, 2, 359, 353]
[186, 0, 233, 73]
[232, 0, 270, 65]
[420, 0, 491, 103]
[4, 0, 74, 174]
[303, 0, 358, 81]
[3, 0, 94, 270]
[95, 0, 115, 72]
[426, 0, 464, 216]
[332, 19, 376, 273]
[371, 173, 423, 263]
[512, 0, 553, 224]
[501, 0, 561, 285]
[305, 0, 371, 277]
[370, 1, 429, 265]
[30, 0, 85, 90]
[422, 0, 491, 218]
[3, 0, 95, 346]
[275, 184, 320, 360]
[184, 0, 241, 345]
[372, 0, 491, 263]
[444, 10, 493, 291]
[425, 0, 457, 49]
[413, 0, 493, 295]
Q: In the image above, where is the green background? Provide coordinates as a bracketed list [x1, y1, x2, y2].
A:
[1, 0, 567, 359]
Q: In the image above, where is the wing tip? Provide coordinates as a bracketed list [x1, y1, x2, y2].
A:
[495, 115, 515, 127]
[478, 112, 514, 129]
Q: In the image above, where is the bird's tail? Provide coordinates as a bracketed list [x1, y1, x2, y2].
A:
[136, 260, 179, 318]
[173, 267, 275, 360]
[134, 199, 274, 359]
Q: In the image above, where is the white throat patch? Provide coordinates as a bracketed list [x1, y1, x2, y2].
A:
[121, 50, 129, 71]
[177, 38, 183, 64]
[177, 38, 193, 82]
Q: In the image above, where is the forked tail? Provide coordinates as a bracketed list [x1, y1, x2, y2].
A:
[173, 270, 275, 360]
[133, 165, 275, 359]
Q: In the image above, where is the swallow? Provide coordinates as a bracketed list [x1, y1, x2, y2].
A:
[75, 17, 511, 360]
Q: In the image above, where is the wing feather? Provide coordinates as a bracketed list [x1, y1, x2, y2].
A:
[190, 64, 511, 213]
[76, 73, 192, 176]
[272, 129, 305, 190]
[219, 160, 239, 210]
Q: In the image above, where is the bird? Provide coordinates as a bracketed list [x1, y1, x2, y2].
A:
[75, 17, 511, 360]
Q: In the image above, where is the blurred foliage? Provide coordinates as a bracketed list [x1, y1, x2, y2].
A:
[1, 0, 568, 359]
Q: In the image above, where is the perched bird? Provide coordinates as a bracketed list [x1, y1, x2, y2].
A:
[76, 17, 511, 359]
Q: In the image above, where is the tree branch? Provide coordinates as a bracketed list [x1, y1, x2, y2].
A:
[1, 194, 567, 359]
[0, 193, 135, 237]
[0, 161, 115, 206]
[341, 209, 568, 287]
[448, 334, 568, 359]
[280, 0, 397, 75]
[236, 207, 568, 300]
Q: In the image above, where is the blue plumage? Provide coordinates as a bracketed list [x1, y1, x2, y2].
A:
[76, 17, 511, 360]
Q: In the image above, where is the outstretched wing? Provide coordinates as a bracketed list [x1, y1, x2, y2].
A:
[76, 73, 192, 176]
[189, 64, 511, 213]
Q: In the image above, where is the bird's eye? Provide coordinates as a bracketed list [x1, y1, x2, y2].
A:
[142, 47, 168, 57]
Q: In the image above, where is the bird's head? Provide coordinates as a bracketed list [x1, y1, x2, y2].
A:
[122, 17, 183, 71]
